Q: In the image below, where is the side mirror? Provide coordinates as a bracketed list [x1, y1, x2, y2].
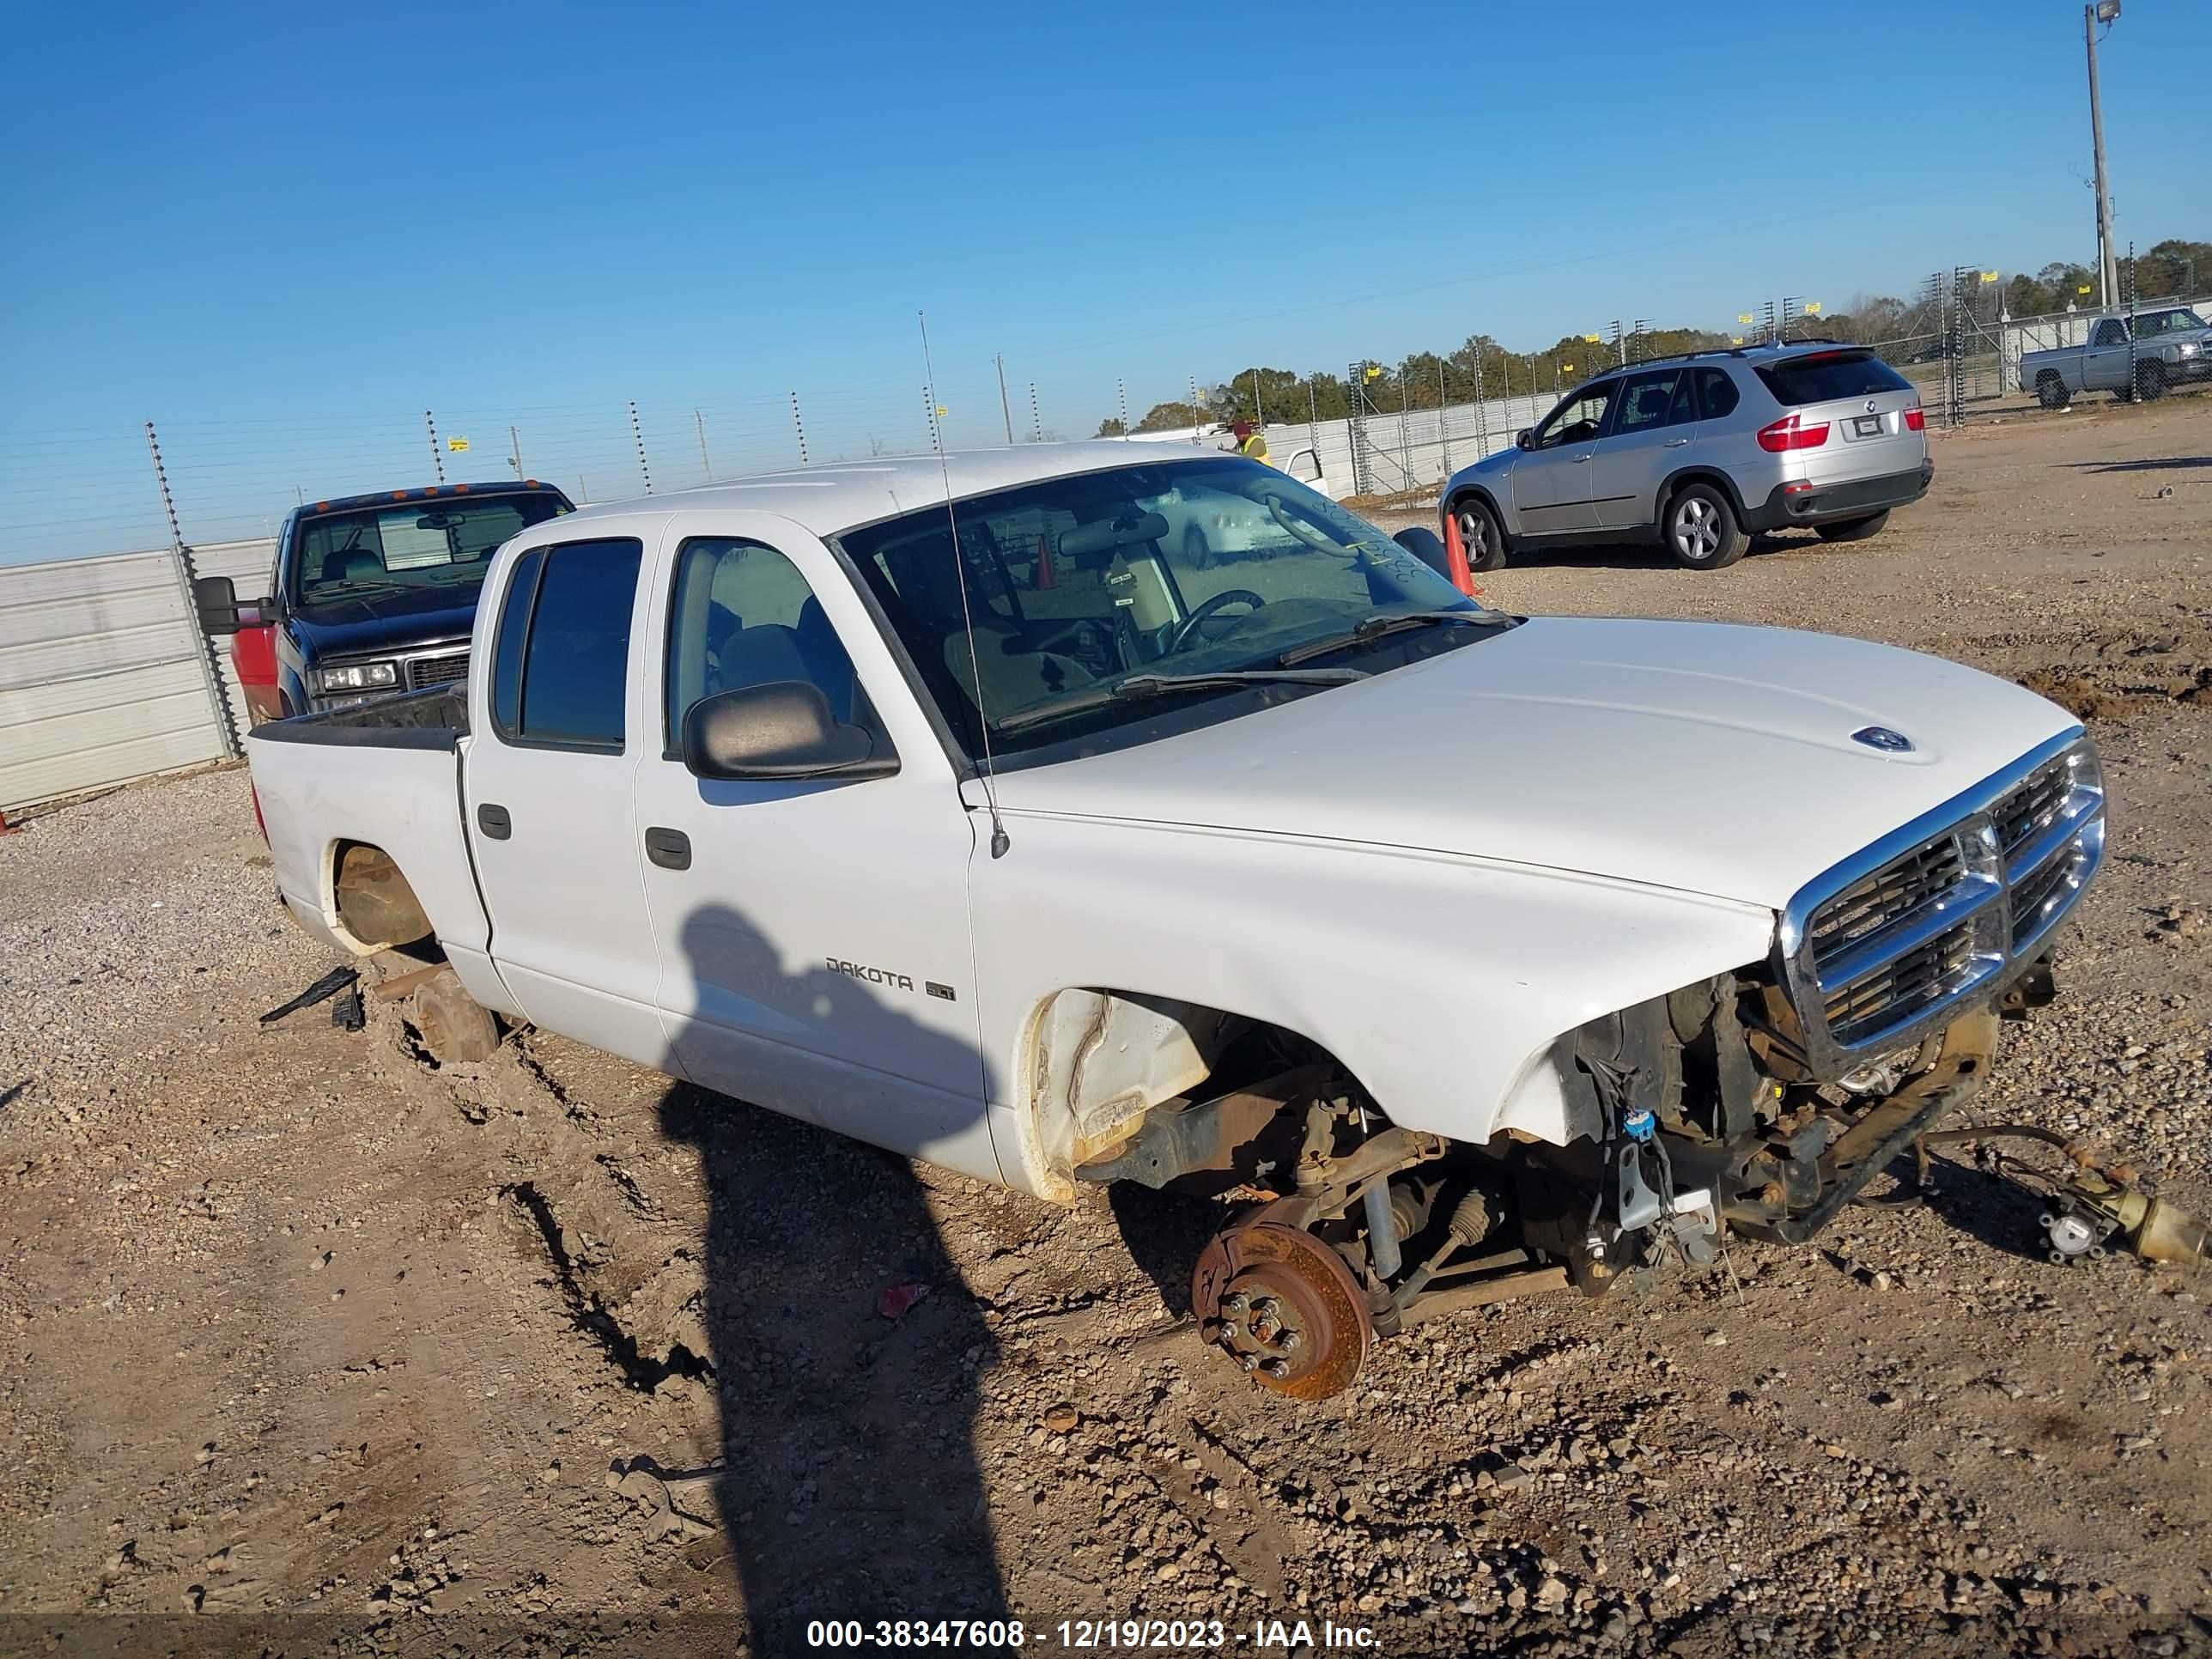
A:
[193, 574, 243, 636]
[681, 681, 897, 782]
[1391, 526, 1451, 581]
[1515, 428, 1534, 450]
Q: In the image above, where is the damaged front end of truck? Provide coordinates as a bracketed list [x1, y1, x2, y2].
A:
[1071, 732, 2197, 1399]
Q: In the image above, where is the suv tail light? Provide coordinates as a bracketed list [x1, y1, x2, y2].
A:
[1756, 414, 1831, 453]
[1904, 407, 1926, 432]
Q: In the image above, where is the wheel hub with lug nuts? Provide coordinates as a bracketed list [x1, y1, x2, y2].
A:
[1191, 1220, 1372, 1400]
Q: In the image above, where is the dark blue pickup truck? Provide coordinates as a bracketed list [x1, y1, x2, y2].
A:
[196, 480, 574, 718]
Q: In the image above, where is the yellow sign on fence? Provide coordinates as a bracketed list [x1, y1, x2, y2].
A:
[447, 436, 470, 453]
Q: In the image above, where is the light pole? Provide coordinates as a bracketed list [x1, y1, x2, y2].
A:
[2085, 0, 2121, 308]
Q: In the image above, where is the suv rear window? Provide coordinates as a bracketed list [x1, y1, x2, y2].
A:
[1755, 350, 1911, 406]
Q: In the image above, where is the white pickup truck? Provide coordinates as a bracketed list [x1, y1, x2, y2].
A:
[247, 441, 2106, 1398]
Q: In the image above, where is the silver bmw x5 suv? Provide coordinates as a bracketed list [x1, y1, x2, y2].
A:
[1439, 343, 1935, 572]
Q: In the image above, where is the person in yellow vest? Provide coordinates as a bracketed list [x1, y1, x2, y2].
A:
[1225, 418, 1271, 466]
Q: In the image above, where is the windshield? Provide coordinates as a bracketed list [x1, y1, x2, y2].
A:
[838, 457, 1498, 758]
[289, 494, 568, 614]
[2136, 308, 2208, 337]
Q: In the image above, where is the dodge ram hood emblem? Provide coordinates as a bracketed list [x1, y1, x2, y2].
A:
[1851, 725, 1915, 753]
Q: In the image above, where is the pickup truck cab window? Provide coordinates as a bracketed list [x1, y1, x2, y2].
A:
[837, 458, 1491, 759]
[664, 538, 862, 750]
[2092, 318, 2127, 348]
[492, 537, 643, 752]
[2134, 307, 2207, 337]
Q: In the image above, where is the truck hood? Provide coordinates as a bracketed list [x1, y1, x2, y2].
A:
[289, 588, 482, 661]
[987, 617, 2080, 908]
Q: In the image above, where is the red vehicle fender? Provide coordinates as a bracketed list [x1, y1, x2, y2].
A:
[230, 623, 285, 726]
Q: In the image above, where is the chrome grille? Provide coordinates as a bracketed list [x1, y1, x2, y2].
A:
[406, 652, 469, 690]
[1807, 834, 1964, 971]
[2009, 849, 2079, 945]
[1778, 733, 2105, 1077]
[1990, 756, 2070, 860]
[1825, 922, 1977, 1046]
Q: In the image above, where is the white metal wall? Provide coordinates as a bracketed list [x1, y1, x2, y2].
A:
[0, 538, 272, 811]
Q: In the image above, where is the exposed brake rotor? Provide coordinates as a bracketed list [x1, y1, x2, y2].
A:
[1191, 1220, 1372, 1400]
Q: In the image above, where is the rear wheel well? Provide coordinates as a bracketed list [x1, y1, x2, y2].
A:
[1656, 466, 1747, 528]
[330, 841, 435, 952]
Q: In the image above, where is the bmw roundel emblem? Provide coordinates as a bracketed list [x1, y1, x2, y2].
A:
[1851, 726, 1915, 753]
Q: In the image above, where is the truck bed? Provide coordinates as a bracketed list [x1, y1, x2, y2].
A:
[245, 683, 495, 988]
[249, 684, 467, 750]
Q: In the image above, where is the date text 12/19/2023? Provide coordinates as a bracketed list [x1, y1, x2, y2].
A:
[804, 1619, 1380, 1650]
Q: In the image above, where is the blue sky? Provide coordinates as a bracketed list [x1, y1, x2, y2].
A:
[3, 0, 2205, 560]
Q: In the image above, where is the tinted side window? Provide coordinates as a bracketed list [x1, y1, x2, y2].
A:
[490, 546, 544, 733]
[665, 538, 860, 750]
[2091, 319, 2126, 347]
[1613, 368, 1689, 434]
[1695, 368, 1740, 420]
[495, 538, 641, 750]
[1534, 383, 1615, 447]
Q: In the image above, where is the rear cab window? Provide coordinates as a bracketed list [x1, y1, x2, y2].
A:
[489, 538, 644, 751]
[1754, 351, 1912, 406]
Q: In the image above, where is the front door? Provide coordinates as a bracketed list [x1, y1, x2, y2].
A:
[1511, 380, 1616, 535]
[1587, 366, 1694, 530]
[632, 514, 999, 1183]
[2082, 317, 2129, 390]
[463, 533, 668, 1066]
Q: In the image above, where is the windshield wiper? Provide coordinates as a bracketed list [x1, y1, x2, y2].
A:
[1274, 608, 1506, 666]
[994, 666, 1368, 733]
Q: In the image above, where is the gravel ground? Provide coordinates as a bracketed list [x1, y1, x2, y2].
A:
[1, 399, 2209, 1659]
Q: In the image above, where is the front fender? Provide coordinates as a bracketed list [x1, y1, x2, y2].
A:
[969, 814, 1777, 1200]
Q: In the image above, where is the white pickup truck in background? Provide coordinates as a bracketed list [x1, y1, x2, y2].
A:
[2021, 304, 2212, 407]
[246, 441, 2106, 1398]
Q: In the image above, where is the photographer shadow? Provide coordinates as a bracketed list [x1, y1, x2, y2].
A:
[654, 901, 1012, 1653]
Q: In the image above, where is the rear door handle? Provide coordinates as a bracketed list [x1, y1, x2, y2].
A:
[1570, 453, 1592, 463]
[1664, 437, 1692, 447]
[477, 803, 512, 840]
[644, 827, 691, 871]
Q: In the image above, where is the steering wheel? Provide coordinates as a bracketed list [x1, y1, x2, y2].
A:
[1169, 588, 1265, 653]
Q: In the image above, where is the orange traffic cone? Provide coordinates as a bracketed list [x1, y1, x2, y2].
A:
[1035, 532, 1056, 591]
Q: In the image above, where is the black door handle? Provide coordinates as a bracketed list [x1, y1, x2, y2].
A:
[477, 803, 512, 840]
[644, 827, 691, 871]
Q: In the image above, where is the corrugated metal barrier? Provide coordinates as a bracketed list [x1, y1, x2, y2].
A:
[0, 538, 271, 812]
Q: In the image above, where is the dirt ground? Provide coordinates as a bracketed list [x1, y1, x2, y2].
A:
[2, 399, 2209, 1659]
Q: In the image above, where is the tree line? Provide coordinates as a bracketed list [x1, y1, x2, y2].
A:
[1098, 236, 2210, 435]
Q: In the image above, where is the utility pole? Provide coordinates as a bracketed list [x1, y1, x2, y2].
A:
[2085, 1, 2121, 308]
[508, 425, 523, 478]
[694, 410, 713, 481]
[995, 354, 1015, 445]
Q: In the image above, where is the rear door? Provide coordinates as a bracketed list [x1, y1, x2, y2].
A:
[1586, 366, 1694, 530]
[462, 529, 671, 1066]
[1753, 350, 1924, 489]
[1510, 380, 1617, 534]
